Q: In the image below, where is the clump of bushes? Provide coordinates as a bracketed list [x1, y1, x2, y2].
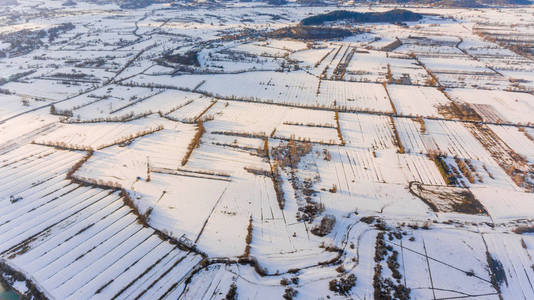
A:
[282, 287, 298, 300]
[271, 163, 285, 209]
[372, 232, 411, 300]
[161, 50, 200, 67]
[514, 225, 534, 234]
[297, 201, 324, 222]
[329, 273, 357, 296]
[311, 214, 336, 237]
[329, 184, 337, 193]
[271, 140, 312, 169]
[225, 283, 237, 300]
[270, 139, 313, 210]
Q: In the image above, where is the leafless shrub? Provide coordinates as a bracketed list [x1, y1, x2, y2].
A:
[282, 287, 297, 300]
[514, 225, 534, 234]
[311, 214, 336, 237]
[329, 184, 337, 193]
[329, 273, 356, 296]
[225, 283, 237, 300]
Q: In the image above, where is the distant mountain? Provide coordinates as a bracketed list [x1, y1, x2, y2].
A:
[113, 0, 169, 9]
[375, 0, 531, 7]
[300, 9, 423, 26]
[268, 25, 355, 39]
[107, 0, 532, 9]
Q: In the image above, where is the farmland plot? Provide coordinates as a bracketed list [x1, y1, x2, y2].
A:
[0, 145, 83, 197]
[387, 85, 451, 118]
[466, 123, 534, 192]
[58, 86, 165, 121]
[484, 233, 534, 300]
[324, 44, 350, 80]
[419, 55, 512, 90]
[204, 101, 338, 143]
[306, 45, 338, 77]
[289, 47, 334, 70]
[2, 78, 93, 101]
[327, 145, 443, 187]
[193, 176, 252, 257]
[233, 42, 288, 57]
[179, 262, 341, 300]
[320, 80, 393, 113]
[37, 66, 114, 84]
[0, 146, 205, 299]
[393, 117, 427, 154]
[243, 155, 339, 272]
[458, 37, 516, 57]
[130, 71, 394, 113]
[177, 143, 272, 257]
[113, 89, 204, 118]
[423, 120, 517, 190]
[204, 101, 288, 137]
[396, 34, 464, 56]
[339, 113, 396, 151]
[310, 145, 432, 217]
[419, 52, 485, 74]
[396, 228, 498, 300]
[448, 88, 534, 124]
[4, 3, 534, 299]
[345, 49, 388, 82]
[33, 49, 132, 73]
[208, 134, 265, 153]
[33, 116, 166, 150]
[53, 85, 157, 112]
[280, 108, 335, 128]
[489, 125, 534, 164]
[399, 154, 446, 186]
[423, 119, 492, 162]
[345, 49, 429, 84]
[0, 113, 60, 155]
[274, 123, 339, 145]
[178, 139, 340, 267]
[124, 73, 205, 91]
[166, 97, 218, 123]
[436, 72, 512, 90]
[200, 45, 283, 73]
[264, 39, 308, 52]
[75, 122, 197, 187]
[132, 172, 231, 248]
[178, 71, 320, 107]
[388, 57, 430, 85]
[0, 94, 51, 120]
[472, 187, 534, 221]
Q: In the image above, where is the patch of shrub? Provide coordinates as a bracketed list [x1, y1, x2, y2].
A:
[311, 214, 336, 237]
[329, 273, 357, 296]
[282, 287, 298, 300]
[225, 283, 237, 300]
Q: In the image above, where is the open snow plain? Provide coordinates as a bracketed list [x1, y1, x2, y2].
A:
[1, 1, 534, 299]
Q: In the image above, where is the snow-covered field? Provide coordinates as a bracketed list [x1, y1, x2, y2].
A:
[1, 1, 534, 299]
